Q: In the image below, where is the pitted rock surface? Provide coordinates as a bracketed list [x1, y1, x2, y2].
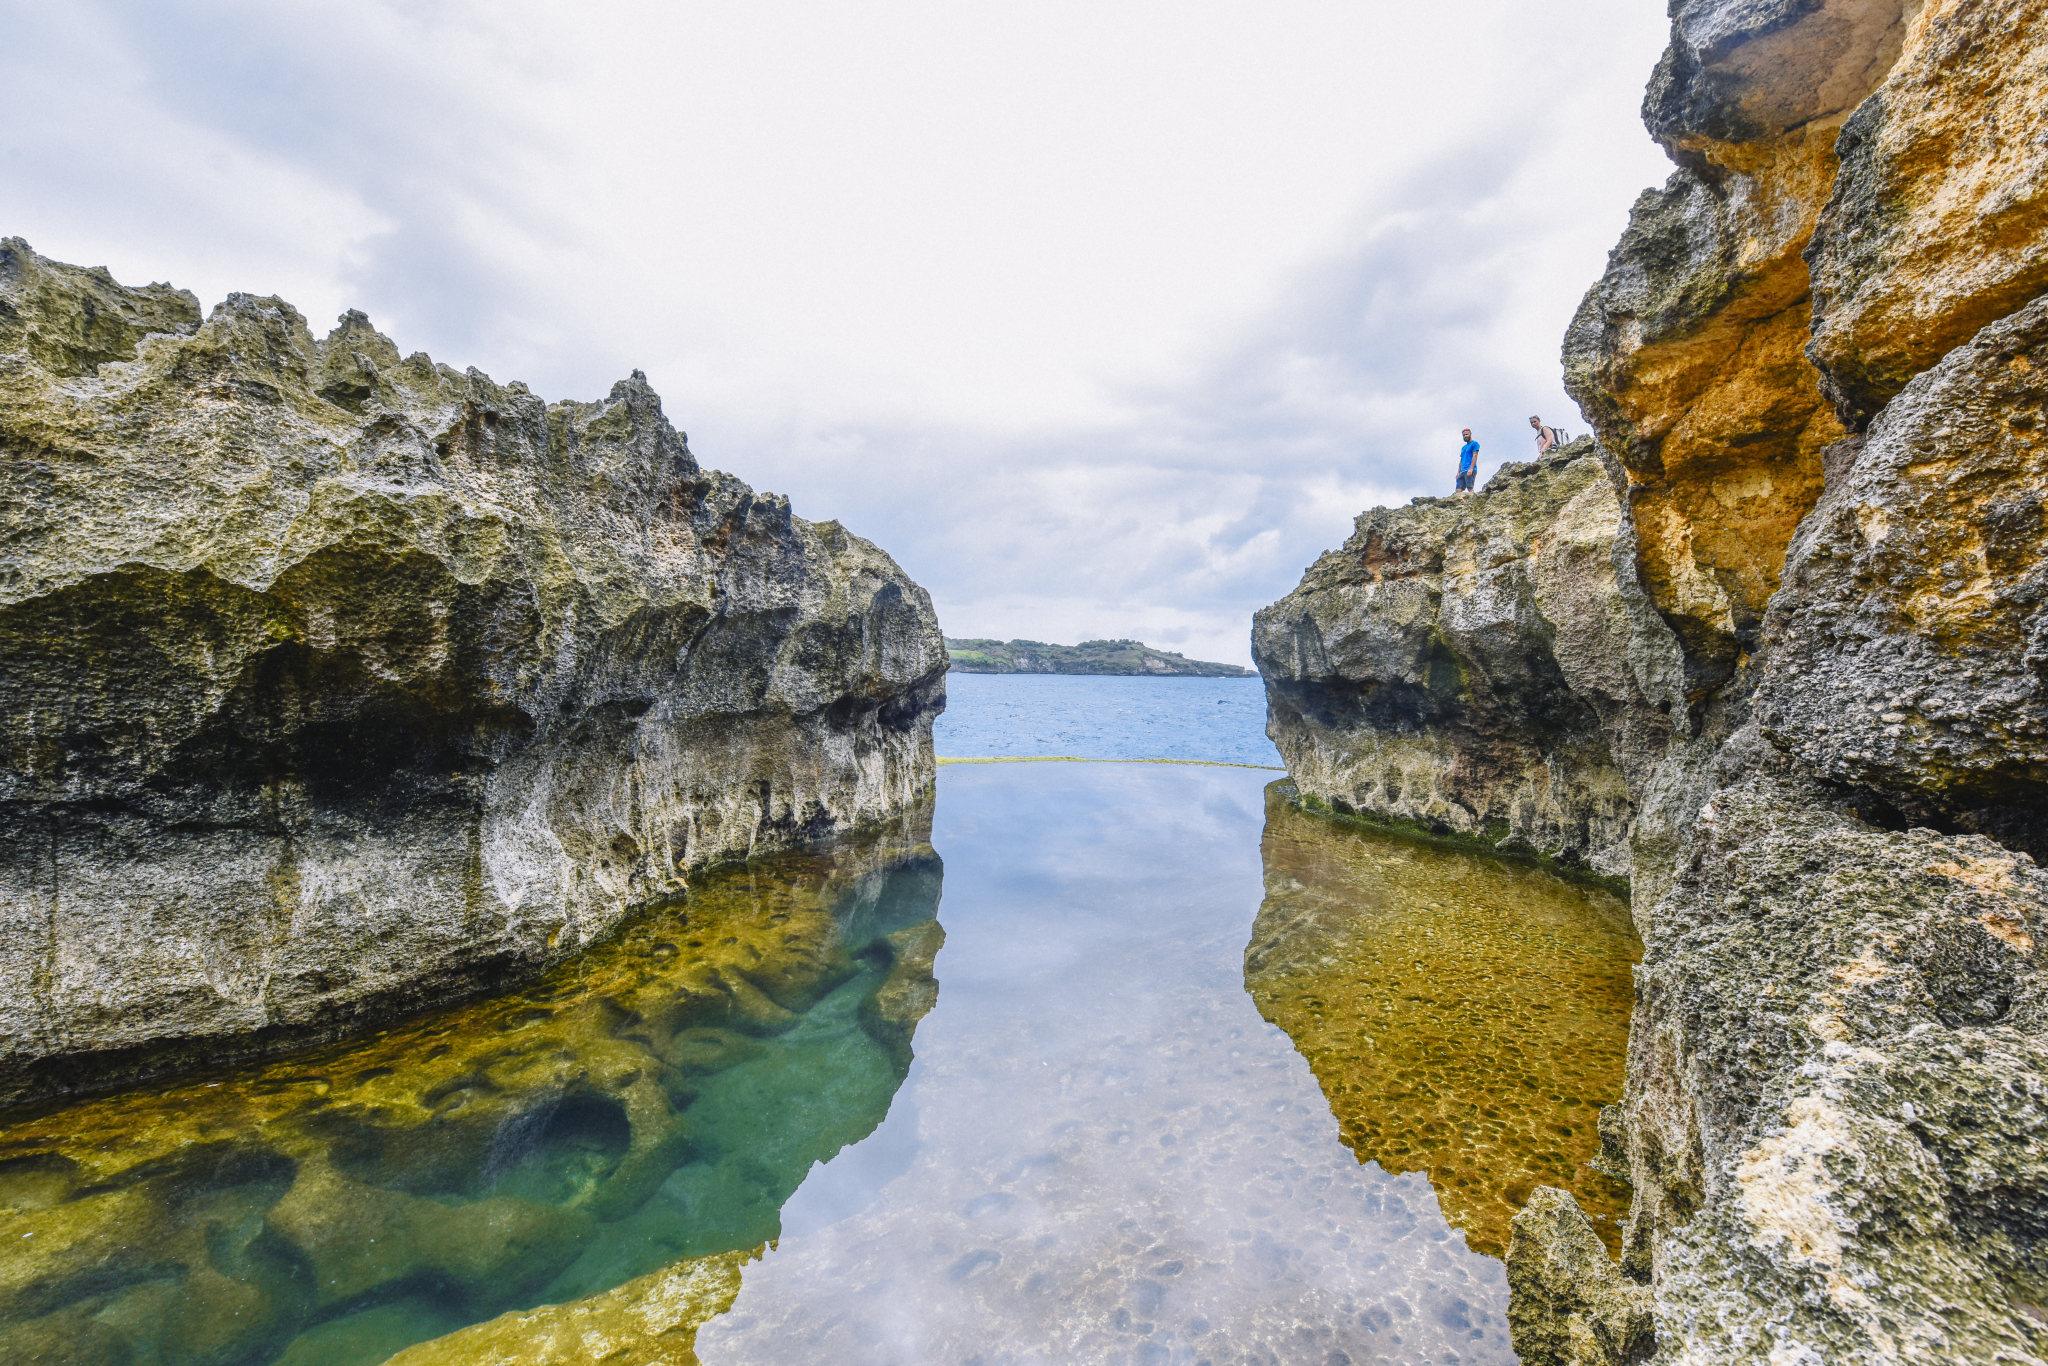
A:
[0, 238, 947, 1104]
[1627, 771, 2048, 1364]
[1253, 440, 1683, 878]
[1757, 294, 2048, 857]
[1805, 0, 2048, 431]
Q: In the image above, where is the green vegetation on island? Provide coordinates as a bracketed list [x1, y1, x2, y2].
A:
[944, 637, 1253, 676]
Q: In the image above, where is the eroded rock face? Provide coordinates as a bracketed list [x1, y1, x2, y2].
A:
[0, 238, 947, 1104]
[1564, 154, 1843, 693]
[1757, 295, 2048, 857]
[1806, 0, 2048, 431]
[1505, 1187, 1654, 1366]
[1562, 0, 1932, 693]
[1626, 769, 2048, 1364]
[1265, 0, 2048, 1359]
[1253, 441, 1683, 877]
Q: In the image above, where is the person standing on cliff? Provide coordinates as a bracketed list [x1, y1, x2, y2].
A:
[1455, 429, 1479, 495]
[1530, 415, 1565, 453]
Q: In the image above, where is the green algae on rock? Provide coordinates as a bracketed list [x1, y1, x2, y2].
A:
[380, 1245, 760, 1366]
[1243, 782, 1639, 1259]
[0, 238, 948, 1107]
[0, 806, 943, 1366]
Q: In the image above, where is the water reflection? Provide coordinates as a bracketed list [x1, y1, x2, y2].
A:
[0, 804, 942, 1366]
[1245, 782, 1639, 1257]
[692, 762, 1517, 1365]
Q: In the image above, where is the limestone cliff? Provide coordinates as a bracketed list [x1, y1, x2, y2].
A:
[0, 239, 946, 1105]
[1253, 440, 1683, 878]
[1258, 0, 2048, 1360]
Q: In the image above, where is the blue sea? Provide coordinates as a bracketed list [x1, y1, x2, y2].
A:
[931, 671, 1280, 766]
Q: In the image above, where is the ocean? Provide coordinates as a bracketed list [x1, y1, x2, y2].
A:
[931, 671, 1279, 767]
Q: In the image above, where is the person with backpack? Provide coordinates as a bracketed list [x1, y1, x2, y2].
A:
[1456, 429, 1479, 495]
[1530, 415, 1567, 453]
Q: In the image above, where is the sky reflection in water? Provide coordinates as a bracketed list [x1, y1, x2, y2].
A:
[698, 762, 1516, 1366]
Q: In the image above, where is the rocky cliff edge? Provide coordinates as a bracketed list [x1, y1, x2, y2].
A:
[1259, 0, 2048, 1360]
[0, 239, 947, 1105]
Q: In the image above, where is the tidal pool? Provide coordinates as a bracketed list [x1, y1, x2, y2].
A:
[0, 762, 1640, 1365]
[691, 762, 1519, 1365]
[1246, 783, 1639, 1257]
[0, 809, 943, 1366]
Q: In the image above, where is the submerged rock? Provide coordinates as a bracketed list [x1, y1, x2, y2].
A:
[380, 1246, 759, 1366]
[0, 812, 943, 1364]
[1245, 781, 1638, 1258]
[0, 239, 947, 1104]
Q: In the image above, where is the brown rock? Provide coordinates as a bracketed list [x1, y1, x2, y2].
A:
[1806, 0, 2048, 431]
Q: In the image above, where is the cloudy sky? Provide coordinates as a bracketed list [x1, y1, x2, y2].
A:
[5, 0, 1673, 666]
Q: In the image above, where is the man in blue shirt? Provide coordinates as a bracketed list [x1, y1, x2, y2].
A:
[1456, 429, 1479, 495]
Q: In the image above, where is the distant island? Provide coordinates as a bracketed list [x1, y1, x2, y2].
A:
[945, 638, 1254, 677]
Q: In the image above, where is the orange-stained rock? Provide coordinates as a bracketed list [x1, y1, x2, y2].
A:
[1564, 137, 1845, 694]
[1806, 0, 2048, 431]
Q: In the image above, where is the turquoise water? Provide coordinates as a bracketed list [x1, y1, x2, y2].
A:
[935, 673, 1280, 766]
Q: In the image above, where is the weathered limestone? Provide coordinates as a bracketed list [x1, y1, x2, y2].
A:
[1757, 295, 2048, 857]
[1254, 440, 1684, 877]
[1563, 0, 1923, 691]
[0, 238, 947, 1103]
[1506, 1188, 1654, 1366]
[1805, 0, 2048, 431]
[1621, 766, 2048, 1364]
[1262, 0, 2048, 1359]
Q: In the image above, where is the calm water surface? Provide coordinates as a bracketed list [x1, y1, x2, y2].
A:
[698, 763, 1516, 1366]
[1248, 785, 1638, 1258]
[934, 673, 1278, 767]
[0, 754, 1636, 1364]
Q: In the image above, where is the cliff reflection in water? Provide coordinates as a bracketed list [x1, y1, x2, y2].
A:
[0, 803, 943, 1366]
[1245, 781, 1638, 1257]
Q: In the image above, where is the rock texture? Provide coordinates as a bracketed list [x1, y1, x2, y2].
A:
[1505, 1187, 1654, 1366]
[1805, 0, 2048, 431]
[1260, 0, 2048, 1360]
[0, 238, 946, 1104]
[0, 815, 944, 1365]
[1254, 440, 1684, 877]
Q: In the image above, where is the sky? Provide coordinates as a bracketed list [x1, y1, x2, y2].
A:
[2, 0, 1674, 666]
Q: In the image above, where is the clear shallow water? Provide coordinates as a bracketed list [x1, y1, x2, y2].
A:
[695, 763, 1515, 1366]
[1248, 785, 1639, 1259]
[0, 762, 1641, 1365]
[0, 818, 944, 1366]
[935, 672, 1280, 767]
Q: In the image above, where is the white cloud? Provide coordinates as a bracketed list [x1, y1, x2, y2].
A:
[1, 0, 1673, 665]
